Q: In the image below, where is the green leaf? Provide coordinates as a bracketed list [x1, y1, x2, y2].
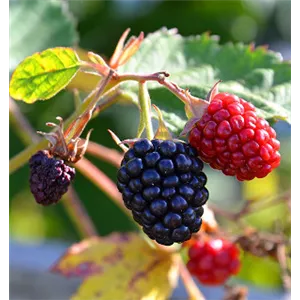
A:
[9, 0, 78, 72]
[119, 28, 291, 133]
[9, 48, 81, 103]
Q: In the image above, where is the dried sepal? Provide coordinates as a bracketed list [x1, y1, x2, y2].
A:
[234, 228, 286, 259]
[152, 104, 172, 140]
[107, 129, 129, 152]
[109, 28, 144, 69]
[181, 81, 222, 135]
[37, 114, 93, 163]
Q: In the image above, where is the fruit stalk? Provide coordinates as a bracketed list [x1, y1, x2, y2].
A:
[114, 71, 197, 105]
[138, 82, 154, 139]
[177, 255, 205, 300]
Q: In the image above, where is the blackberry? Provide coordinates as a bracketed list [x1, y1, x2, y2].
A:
[29, 150, 75, 205]
[117, 139, 209, 246]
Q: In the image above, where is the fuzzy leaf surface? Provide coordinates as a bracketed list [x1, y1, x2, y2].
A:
[119, 28, 291, 133]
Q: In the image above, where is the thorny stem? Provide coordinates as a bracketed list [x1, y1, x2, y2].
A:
[9, 99, 97, 239]
[177, 255, 205, 300]
[138, 82, 154, 139]
[209, 189, 291, 223]
[63, 186, 98, 238]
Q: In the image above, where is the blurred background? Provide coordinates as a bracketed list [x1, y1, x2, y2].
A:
[9, 0, 291, 298]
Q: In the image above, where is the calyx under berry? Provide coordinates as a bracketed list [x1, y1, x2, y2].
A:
[37, 115, 92, 163]
[181, 81, 221, 136]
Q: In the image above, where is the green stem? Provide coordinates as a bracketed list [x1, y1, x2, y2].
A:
[72, 89, 82, 110]
[138, 82, 153, 140]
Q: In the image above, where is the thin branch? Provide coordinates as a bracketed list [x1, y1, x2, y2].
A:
[86, 141, 123, 167]
[75, 157, 133, 220]
[177, 256, 205, 300]
[63, 186, 98, 238]
[209, 189, 291, 223]
[9, 97, 41, 145]
[277, 243, 291, 290]
[113, 71, 202, 106]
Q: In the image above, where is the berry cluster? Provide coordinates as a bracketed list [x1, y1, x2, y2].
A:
[187, 238, 241, 285]
[117, 139, 209, 245]
[29, 150, 75, 205]
[189, 93, 281, 181]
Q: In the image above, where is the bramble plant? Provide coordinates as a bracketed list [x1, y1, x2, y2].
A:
[9, 25, 290, 300]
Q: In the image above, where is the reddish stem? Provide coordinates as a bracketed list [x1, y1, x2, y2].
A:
[86, 140, 123, 167]
[63, 186, 98, 238]
[177, 256, 205, 300]
[113, 71, 198, 105]
[75, 157, 131, 218]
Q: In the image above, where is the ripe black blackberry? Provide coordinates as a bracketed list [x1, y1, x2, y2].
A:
[29, 150, 76, 205]
[117, 139, 209, 246]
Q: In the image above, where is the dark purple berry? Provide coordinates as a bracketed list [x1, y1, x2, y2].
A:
[175, 154, 192, 173]
[133, 139, 154, 156]
[150, 199, 168, 217]
[170, 195, 188, 212]
[157, 159, 174, 176]
[158, 140, 177, 157]
[162, 187, 176, 199]
[144, 152, 160, 167]
[117, 139, 209, 245]
[162, 175, 179, 187]
[29, 150, 75, 206]
[125, 158, 143, 177]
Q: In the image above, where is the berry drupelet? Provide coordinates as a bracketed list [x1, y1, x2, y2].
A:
[117, 139, 209, 246]
[187, 238, 241, 285]
[29, 150, 75, 205]
[187, 91, 281, 181]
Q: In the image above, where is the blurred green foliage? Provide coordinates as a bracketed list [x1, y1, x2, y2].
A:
[9, 0, 291, 288]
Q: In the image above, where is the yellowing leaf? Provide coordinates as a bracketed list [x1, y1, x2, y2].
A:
[153, 105, 172, 140]
[52, 233, 179, 300]
[9, 47, 81, 103]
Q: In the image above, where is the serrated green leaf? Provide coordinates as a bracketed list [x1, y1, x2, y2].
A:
[119, 28, 291, 133]
[9, 0, 78, 72]
[9, 48, 81, 103]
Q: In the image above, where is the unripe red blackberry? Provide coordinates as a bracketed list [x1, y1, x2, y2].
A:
[187, 238, 241, 285]
[182, 81, 281, 181]
[117, 139, 209, 246]
[184, 88, 281, 181]
[29, 150, 75, 205]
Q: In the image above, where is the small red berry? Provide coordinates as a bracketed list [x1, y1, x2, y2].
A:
[187, 238, 241, 286]
[188, 92, 281, 181]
